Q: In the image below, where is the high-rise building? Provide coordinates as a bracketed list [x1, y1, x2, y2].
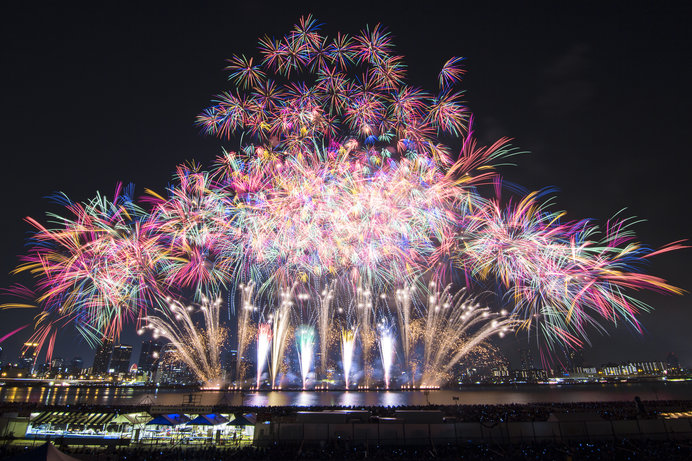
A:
[92, 338, 113, 374]
[519, 348, 534, 371]
[19, 342, 39, 372]
[666, 352, 680, 370]
[138, 340, 163, 373]
[568, 350, 584, 369]
[155, 344, 195, 385]
[69, 357, 84, 375]
[50, 356, 65, 373]
[110, 344, 133, 374]
[227, 349, 238, 384]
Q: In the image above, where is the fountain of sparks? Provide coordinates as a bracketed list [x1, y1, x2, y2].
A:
[341, 328, 357, 389]
[234, 280, 517, 389]
[236, 282, 256, 385]
[316, 282, 335, 378]
[141, 293, 226, 388]
[256, 323, 272, 388]
[418, 282, 518, 387]
[269, 288, 292, 388]
[355, 285, 376, 387]
[295, 325, 316, 389]
[378, 326, 396, 389]
[395, 286, 416, 382]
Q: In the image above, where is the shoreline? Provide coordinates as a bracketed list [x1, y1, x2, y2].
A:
[0, 376, 688, 390]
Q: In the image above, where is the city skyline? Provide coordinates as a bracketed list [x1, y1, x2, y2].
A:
[4, 336, 684, 382]
[0, 2, 689, 367]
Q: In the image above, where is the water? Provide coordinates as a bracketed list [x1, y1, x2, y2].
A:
[2, 381, 692, 407]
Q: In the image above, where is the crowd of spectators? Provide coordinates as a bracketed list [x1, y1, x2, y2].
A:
[1, 399, 691, 459]
[1, 398, 690, 423]
[3, 439, 692, 460]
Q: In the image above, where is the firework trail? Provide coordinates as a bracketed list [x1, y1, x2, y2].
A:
[0, 325, 29, 344]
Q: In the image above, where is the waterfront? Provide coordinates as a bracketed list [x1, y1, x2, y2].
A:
[2, 381, 691, 407]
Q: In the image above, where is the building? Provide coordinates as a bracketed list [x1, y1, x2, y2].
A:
[18, 342, 39, 372]
[109, 344, 133, 375]
[138, 340, 163, 373]
[68, 357, 84, 376]
[667, 352, 680, 370]
[50, 356, 65, 373]
[568, 350, 585, 369]
[226, 349, 238, 384]
[491, 365, 510, 383]
[601, 361, 667, 377]
[519, 348, 534, 371]
[155, 344, 196, 385]
[512, 368, 548, 383]
[92, 338, 113, 375]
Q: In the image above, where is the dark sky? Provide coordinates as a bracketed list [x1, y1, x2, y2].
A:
[1, 1, 690, 369]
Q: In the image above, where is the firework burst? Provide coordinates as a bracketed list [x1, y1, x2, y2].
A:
[4, 16, 684, 375]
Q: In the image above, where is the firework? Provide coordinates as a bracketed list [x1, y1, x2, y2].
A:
[11, 186, 164, 358]
[5, 16, 683, 374]
[316, 282, 335, 376]
[141, 293, 226, 387]
[341, 328, 357, 389]
[378, 326, 395, 389]
[295, 325, 316, 389]
[236, 282, 257, 384]
[416, 284, 516, 387]
[240, 282, 514, 388]
[460, 193, 686, 353]
[145, 166, 235, 298]
[256, 323, 272, 388]
[269, 288, 292, 388]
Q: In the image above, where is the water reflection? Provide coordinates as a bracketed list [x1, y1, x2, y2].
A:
[295, 391, 319, 407]
[244, 392, 269, 407]
[338, 392, 359, 407]
[0, 382, 691, 407]
[381, 391, 405, 407]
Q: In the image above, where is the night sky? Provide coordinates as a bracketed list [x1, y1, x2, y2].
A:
[1, 1, 690, 369]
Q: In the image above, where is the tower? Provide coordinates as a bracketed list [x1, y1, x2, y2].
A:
[19, 342, 39, 372]
[519, 348, 534, 371]
[92, 338, 113, 374]
[110, 344, 133, 374]
[138, 340, 163, 373]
